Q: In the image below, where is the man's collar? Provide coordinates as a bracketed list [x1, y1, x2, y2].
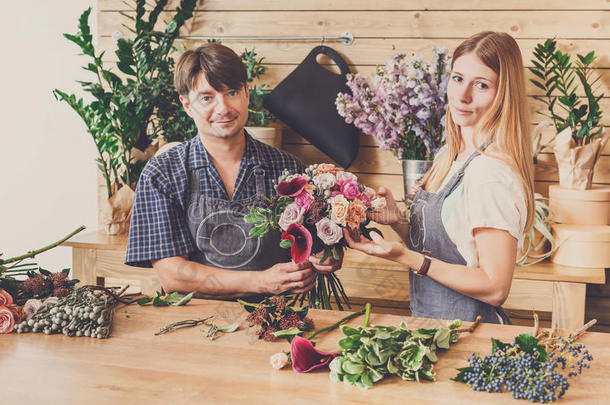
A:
[187, 130, 267, 170]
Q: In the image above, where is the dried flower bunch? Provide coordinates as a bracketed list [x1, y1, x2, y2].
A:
[336, 47, 451, 160]
[240, 295, 314, 342]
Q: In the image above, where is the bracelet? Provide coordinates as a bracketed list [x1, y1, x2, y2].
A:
[414, 251, 432, 277]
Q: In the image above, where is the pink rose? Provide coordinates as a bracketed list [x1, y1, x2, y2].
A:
[23, 299, 43, 320]
[363, 186, 376, 201]
[359, 192, 372, 207]
[315, 218, 343, 245]
[336, 171, 357, 183]
[0, 306, 15, 334]
[43, 296, 59, 307]
[294, 191, 315, 212]
[278, 203, 305, 231]
[340, 179, 361, 200]
[0, 288, 13, 307]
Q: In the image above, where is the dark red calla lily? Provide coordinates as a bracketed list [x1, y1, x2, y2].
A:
[290, 335, 338, 373]
[277, 176, 308, 197]
[281, 223, 313, 264]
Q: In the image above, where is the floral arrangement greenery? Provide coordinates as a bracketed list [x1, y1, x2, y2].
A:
[330, 318, 469, 388]
[336, 47, 451, 160]
[53, 0, 197, 197]
[244, 163, 386, 310]
[454, 320, 595, 403]
[529, 38, 604, 145]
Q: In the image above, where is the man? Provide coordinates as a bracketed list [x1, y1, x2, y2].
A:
[125, 43, 340, 300]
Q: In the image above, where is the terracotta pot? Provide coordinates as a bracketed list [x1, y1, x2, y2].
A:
[549, 185, 610, 225]
[245, 126, 282, 149]
[550, 223, 610, 268]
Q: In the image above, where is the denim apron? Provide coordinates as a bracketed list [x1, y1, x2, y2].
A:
[185, 163, 286, 300]
[407, 147, 511, 324]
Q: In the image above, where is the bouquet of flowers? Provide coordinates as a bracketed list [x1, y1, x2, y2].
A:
[336, 47, 451, 160]
[245, 163, 386, 310]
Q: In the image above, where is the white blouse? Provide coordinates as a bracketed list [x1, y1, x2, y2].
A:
[436, 148, 527, 267]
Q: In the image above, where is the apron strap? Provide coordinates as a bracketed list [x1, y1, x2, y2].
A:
[253, 166, 266, 196]
[189, 169, 202, 195]
[439, 138, 493, 197]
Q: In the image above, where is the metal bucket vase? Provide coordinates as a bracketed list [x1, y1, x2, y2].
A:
[401, 159, 433, 200]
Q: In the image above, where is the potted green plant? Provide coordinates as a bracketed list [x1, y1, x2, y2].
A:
[240, 48, 279, 148]
[54, 0, 197, 234]
[529, 38, 607, 190]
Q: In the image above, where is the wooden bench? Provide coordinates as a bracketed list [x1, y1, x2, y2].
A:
[63, 230, 605, 332]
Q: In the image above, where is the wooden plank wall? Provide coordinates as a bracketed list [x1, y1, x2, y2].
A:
[97, 0, 610, 329]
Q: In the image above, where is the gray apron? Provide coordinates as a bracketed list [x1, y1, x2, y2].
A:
[185, 163, 287, 300]
[407, 147, 511, 324]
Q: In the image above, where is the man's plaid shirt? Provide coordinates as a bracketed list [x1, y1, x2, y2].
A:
[125, 132, 305, 268]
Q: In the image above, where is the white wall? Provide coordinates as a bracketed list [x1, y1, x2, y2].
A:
[0, 1, 98, 272]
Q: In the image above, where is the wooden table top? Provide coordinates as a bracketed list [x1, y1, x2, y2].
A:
[1, 299, 609, 404]
[62, 230, 606, 284]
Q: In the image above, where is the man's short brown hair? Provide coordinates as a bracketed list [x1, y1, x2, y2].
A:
[174, 43, 247, 97]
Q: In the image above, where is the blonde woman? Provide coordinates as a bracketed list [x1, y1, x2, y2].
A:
[344, 31, 535, 324]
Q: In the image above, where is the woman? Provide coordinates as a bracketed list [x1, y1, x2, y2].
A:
[344, 31, 535, 324]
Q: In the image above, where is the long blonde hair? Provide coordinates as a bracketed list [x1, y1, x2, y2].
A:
[420, 31, 535, 232]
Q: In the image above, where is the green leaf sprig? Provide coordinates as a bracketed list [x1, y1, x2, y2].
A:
[137, 291, 194, 307]
[329, 319, 466, 388]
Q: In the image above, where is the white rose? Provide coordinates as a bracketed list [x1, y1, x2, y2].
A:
[278, 203, 305, 231]
[270, 352, 290, 370]
[312, 172, 336, 190]
[315, 218, 343, 245]
[336, 171, 357, 183]
[371, 197, 387, 210]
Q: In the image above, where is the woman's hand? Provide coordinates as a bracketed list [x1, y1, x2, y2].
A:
[368, 187, 403, 225]
[343, 228, 406, 262]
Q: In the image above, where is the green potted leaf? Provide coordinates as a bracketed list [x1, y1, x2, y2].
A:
[53, 1, 197, 234]
[529, 38, 607, 190]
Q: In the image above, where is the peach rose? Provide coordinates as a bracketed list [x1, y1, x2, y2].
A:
[346, 199, 367, 230]
[0, 288, 13, 307]
[0, 306, 15, 334]
[315, 163, 339, 176]
[329, 194, 349, 226]
[304, 183, 316, 194]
